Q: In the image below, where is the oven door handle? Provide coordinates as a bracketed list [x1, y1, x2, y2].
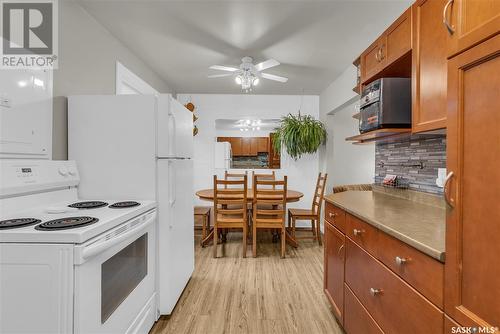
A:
[75, 212, 156, 263]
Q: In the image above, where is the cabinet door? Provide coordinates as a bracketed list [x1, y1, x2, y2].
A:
[249, 138, 258, 156]
[240, 138, 251, 156]
[324, 221, 345, 324]
[360, 37, 384, 83]
[445, 35, 500, 328]
[445, 0, 500, 57]
[384, 7, 412, 65]
[257, 138, 268, 152]
[231, 137, 242, 156]
[412, 0, 447, 132]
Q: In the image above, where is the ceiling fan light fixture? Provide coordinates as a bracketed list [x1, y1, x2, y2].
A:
[235, 76, 242, 85]
[253, 77, 259, 86]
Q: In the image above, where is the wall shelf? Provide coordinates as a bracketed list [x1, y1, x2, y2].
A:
[345, 128, 411, 144]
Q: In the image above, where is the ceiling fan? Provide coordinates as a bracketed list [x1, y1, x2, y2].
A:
[208, 56, 288, 92]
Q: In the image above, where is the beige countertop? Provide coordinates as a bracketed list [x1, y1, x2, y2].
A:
[324, 190, 446, 262]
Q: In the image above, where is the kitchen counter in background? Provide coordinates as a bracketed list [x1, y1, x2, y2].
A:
[324, 187, 445, 262]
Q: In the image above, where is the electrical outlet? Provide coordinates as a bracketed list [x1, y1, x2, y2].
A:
[1, 97, 12, 108]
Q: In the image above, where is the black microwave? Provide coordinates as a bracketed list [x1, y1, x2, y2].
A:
[359, 78, 411, 133]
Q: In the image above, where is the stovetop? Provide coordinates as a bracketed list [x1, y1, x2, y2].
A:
[0, 199, 156, 244]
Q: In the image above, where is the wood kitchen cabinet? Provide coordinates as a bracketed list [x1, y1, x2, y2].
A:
[240, 138, 251, 156]
[444, 34, 500, 329]
[444, 0, 500, 57]
[324, 220, 345, 324]
[257, 137, 268, 152]
[411, 0, 448, 132]
[249, 138, 258, 156]
[384, 7, 412, 65]
[360, 8, 412, 84]
[230, 137, 242, 156]
[268, 133, 281, 169]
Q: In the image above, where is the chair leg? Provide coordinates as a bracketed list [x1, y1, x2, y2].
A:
[311, 219, 316, 236]
[317, 219, 322, 246]
[200, 215, 206, 247]
[242, 224, 247, 258]
[213, 225, 218, 258]
[253, 224, 257, 258]
[292, 217, 296, 238]
[288, 213, 292, 228]
[281, 227, 286, 258]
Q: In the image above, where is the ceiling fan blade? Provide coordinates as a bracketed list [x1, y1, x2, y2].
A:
[209, 65, 239, 72]
[207, 73, 234, 78]
[255, 59, 280, 71]
[261, 72, 288, 83]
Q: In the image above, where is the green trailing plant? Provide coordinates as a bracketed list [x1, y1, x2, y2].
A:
[273, 113, 327, 160]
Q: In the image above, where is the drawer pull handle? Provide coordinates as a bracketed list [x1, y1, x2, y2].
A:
[444, 171, 455, 208]
[328, 212, 337, 218]
[337, 244, 345, 256]
[353, 228, 364, 236]
[443, 0, 455, 35]
[370, 288, 382, 296]
[395, 256, 408, 265]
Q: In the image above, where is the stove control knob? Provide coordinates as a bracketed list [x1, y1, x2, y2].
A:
[58, 167, 69, 176]
[68, 167, 77, 176]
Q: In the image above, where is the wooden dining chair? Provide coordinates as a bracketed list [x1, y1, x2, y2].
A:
[224, 170, 248, 188]
[251, 171, 276, 188]
[252, 175, 288, 258]
[213, 174, 248, 258]
[288, 173, 328, 245]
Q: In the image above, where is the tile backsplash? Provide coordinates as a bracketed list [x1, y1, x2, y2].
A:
[375, 135, 446, 194]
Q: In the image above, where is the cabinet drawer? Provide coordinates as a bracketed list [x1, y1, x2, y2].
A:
[346, 214, 378, 255]
[324, 202, 346, 233]
[377, 231, 444, 308]
[345, 239, 443, 334]
[344, 284, 384, 334]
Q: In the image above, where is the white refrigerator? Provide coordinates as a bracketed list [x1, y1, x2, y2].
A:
[214, 141, 232, 170]
[68, 94, 194, 316]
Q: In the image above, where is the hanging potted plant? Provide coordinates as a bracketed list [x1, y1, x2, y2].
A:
[273, 112, 327, 160]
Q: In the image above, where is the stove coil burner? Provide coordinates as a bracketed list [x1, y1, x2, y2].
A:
[0, 218, 41, 229]
[35, 216, 99, 231]
[109, 201, 140, 208]
[68, 201, 108, 209]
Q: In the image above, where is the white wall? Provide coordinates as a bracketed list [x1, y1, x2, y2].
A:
[52, 0, 172, 160]
[177, 94, 320, 218]
[319, 66, 375, 192]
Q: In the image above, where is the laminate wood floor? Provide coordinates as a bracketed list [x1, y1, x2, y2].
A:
[150, 230, 342, 334]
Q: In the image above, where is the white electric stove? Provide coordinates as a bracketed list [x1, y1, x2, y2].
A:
[0, 160, 158, 334]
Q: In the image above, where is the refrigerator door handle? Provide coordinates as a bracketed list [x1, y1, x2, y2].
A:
[168, 111, 177, 157]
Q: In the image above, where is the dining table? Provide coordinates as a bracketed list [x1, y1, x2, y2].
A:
[195, 188, 304, 248]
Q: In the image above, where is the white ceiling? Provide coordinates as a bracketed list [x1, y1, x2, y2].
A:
[79, 0, 411, 95]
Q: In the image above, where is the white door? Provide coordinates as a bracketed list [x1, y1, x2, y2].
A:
[157, 158, 194, 315]
[157, 96, 193, 158]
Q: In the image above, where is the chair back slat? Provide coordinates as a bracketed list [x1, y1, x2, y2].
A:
[251, 171, 276, 189]
[214, 174, 247, 222]
[252, 175, 287, 222]
[311, 173, 328, 216]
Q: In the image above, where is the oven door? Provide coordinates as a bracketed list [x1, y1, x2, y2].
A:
[73, 210, 157, 334]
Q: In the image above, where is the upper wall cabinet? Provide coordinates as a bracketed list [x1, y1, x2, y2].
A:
[360, 8, 412, 84]
[444, 0, 500, 57]
[411, 0, 448, 132]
